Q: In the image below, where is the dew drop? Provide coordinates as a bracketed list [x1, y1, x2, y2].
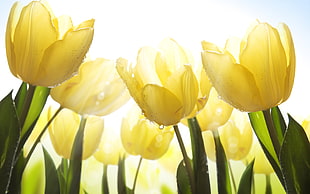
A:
[159, 125, 164, 129]
[215, 108, 222, 116]
[97, 92, 105, 100]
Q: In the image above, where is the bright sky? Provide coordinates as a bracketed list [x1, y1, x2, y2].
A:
[0, 0, 310, 117]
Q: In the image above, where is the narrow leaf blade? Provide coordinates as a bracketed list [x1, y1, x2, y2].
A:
[213, 132, 232, 194]
[237, 159, 254, 194]
[43, 146, 60, 194]
[188, 117, 211, 194]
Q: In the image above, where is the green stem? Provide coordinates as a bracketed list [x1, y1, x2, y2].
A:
[173, 125, 196, 193]
[265, 174, 272, 194]
[132, 157, 143, 194]
[67, 115, 88, 194]
[263, 110, 280, 156]
[24, 106, 63, 169]
[228, 161, 237, 193]
[19, 84, 36, 128]
[102, 164, 109, 194]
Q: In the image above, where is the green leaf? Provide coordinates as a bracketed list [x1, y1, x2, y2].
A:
[102, 165, 109, 194]
[57, 159, 69, 194]
[248, 112, 284, 186]
[67, 116, 87, 194]
[271, 106, 286, 144]
[213, 131, 232, 194]
[279, 115, 310, 194]
[0, 92, 20, 194]
[237, 159, 254, 194]
[43, 146, 60, 194]
[176, 160, 191, 194]
[117, 155, 131, 194]
[14, 82, 28, 117]
[21, 86, 50, 138]
[187, 117, 211, 194]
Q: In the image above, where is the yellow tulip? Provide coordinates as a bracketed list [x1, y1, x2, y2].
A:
[48, 107, 104, 160]
[117, 38, 204, 126]
[121, 105, 174, 160]
[202, 110, 252, 161]
[6, 1, 94, 87]
[201, 21, 295, 112]
[51, 58, 130, 116]
[94, 127, 124, 165]
[197, 87, 233, 131]
[220, 110, 253, 161]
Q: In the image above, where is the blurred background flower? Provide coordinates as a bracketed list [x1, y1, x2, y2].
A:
[51, 58, 130, 116]
[48, 107, 104, 159]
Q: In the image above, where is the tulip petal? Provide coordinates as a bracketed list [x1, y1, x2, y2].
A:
[83, 116, 104, 159]
[13, 1, 57, 84]
[37, 25, 94, 86]
[142, 84, 183, 126]
[202, 51, 261, 112]
[136, 46, 162, 85]
[116, 57, 144, 107]
[240, 23, 287, 107]
[5, 2, 21, 74]
[165, 65, 199, 117]
[277, 23, 296, 101]
[197, 88, 233, 131]
[156, 38, 191, 84]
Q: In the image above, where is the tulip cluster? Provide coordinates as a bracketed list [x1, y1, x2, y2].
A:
[2, 1, 309, 194]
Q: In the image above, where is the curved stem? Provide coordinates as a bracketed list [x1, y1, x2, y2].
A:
[24, 106, 63, 168]
[173, 125, 196, 193]
[263, 110, 280, 156]
[132, 157, 143, 194]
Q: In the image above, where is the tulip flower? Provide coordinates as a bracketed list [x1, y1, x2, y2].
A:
[121, 105, 174, 160]
[117, 38, 208, 126]
[202, 110, 252, 161]
[6, 1, 94, 87]
[197, 87, 233, 131]
[48, 107, 104, 160]
[201, 21, 295, 112]
[51, 58, 130, 116]
[94, 127, 124, 165]
[219, 111, 253, 161]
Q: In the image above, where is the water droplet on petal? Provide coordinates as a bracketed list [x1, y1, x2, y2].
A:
[215, 108, 222, 116]
[159, 125, 164, 129]
[97, 92, 105, 100]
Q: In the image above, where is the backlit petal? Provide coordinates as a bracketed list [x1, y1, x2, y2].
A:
[13, 1, 57, 84]
[165, 65, 198, 117]
[37, 26, 94, 86]
[240, 23, 287, 107]
[202, 51, 261, 112]
[142, 84, 183, 126]
[277, 23, 296, 101]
